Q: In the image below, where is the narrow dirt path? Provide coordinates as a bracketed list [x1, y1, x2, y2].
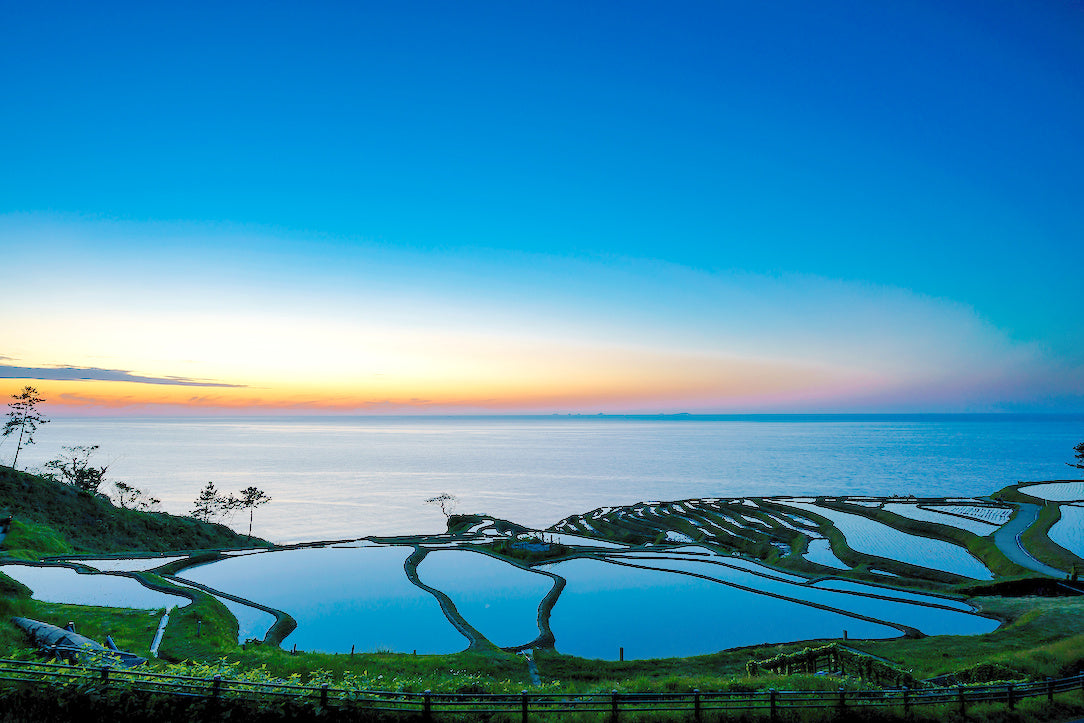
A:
[524, 651, 541, 686]
[993, 503, 1062, 577]
[149, 607, 172, 658]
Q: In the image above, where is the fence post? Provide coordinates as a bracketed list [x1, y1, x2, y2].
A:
[693, 688, 701, 722]
[611, 689, 620, 722]
[1047, 676, 1055, 702]
[521, 689, 529, 723]
[769, 688, 777, 722]
[100, 666, 109, 688]
[213, 675, 222, 698]
[423, 689, 432, 721]
[903, 686, 909, 714]
[1007, 682, 1014, 710]
[320, 682, 329, 708]
[838, 686, 846, 712]
[957, 685, 965, 716]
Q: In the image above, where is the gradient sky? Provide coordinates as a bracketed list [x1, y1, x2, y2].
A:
[2, 1, 1082, 414]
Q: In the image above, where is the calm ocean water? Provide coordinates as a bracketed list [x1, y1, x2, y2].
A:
[7, 415, 1082, 544]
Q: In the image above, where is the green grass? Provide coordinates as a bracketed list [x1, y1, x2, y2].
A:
[0, 519, 73, 560]
[0, 570, 164, 660]
[0, 465, 266, 559]
[155, 589, 239, 662]
[1021, 502, 1084, 572]
[854, 595, 1084, 680]
[14, 603, 164, 659]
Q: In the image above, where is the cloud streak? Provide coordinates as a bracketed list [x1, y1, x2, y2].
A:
[0, 365, 244, 388]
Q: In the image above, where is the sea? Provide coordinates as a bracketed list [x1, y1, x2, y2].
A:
[7, 415, 1082, 544]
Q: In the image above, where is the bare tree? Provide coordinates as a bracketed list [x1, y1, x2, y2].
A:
[425, 492, 458, 518]
[43, 445, 108, 494]
[113, 481, 160, 511]
[3, 386, 49, 470]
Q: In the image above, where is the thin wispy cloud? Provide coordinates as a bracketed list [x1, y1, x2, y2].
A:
[0, 365, 244, 388]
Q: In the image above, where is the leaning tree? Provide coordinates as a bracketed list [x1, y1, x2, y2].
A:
[3, 386, 49, 470]
[231, 486, 271, 538]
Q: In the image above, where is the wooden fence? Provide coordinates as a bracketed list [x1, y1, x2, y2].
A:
[1, 658, 1082, 720]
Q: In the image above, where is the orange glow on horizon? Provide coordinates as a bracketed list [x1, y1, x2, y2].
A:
[0, 351, 884, 415]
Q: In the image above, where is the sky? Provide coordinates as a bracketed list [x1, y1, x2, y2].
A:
[2, 1, 1083, 415]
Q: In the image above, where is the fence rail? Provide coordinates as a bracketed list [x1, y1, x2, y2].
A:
[1, 658, 1082, 719]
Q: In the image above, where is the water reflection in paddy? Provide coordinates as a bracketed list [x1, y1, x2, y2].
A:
[417, 549, 555, 648]
[811, 579, 974, 611]
[803, 539, 850, 569]
[168, 578, 278, 643]
[219, 597, 278, 643]
[179, 546, 467, 654]
[62, 556, 187, 572]
[600, 554, 996, 637]
[1, 565, 189, 610]
[538, 558, 900, 660]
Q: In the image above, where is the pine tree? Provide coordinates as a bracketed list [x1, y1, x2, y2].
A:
[3, 386, 49, 470]
[191, 481, 222, 522]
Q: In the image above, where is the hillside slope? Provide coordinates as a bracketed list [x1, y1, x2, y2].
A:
[0, 466, 266, 557]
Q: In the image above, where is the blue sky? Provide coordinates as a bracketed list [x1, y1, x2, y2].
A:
[2, 1, 1082, 413]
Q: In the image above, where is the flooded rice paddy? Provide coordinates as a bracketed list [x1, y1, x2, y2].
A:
[416, 549, 555, 648]
[803, 538, 849, 569]
[537, 557, 901, 660]
[1, 565, 190, 610]
[178, 546, 468, 654]
[779, 501, 993, 579]
[1018, 482, 1084, 501]
[1049, 505, 1084, 559]
[881, 503, 1001, 536]
[65, 556, 188, 572]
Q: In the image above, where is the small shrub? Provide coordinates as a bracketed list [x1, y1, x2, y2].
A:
[953, 662, 1027, 684]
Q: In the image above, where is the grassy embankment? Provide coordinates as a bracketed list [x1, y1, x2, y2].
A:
[0, 465, 266, 559]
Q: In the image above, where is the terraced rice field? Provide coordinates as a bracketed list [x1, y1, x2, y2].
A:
[1019, 482, 1084, 501]
[545, 533, 627, 548]
[810, 579, 974, 611]
[214, 595, 277, 643]
[178, 546, 469, 654]
[416, 549, 556, 648]
[631, 546, 808, 582]
[803, 538, 849, 569]
[1048, 504, 1084, 559]
[882, 503, 1000, 536]
[600, 551, 995, 637]
[62, 556, 188, 572]
[779, 502, 993, 579]
[1, 564, 190, 609]
[930, 504, 1014, 525]
[538, 557, 901, 659]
